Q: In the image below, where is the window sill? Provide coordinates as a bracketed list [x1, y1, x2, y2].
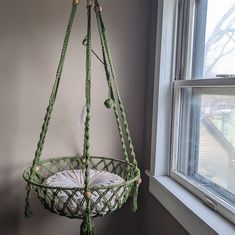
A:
[146, 171, 235, 235]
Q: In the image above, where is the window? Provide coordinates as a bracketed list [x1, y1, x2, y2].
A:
[148, 0, 235, 233]
[171, 0, 235, 225]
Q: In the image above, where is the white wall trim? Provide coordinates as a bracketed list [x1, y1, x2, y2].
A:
[149, 0, 177, 177]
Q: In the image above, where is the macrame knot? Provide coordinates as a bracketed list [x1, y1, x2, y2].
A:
[104, 98, 114, 109]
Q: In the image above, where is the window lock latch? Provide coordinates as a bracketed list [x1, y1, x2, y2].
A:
[216, 74, 235, 78]
[203, 196, 217, 212]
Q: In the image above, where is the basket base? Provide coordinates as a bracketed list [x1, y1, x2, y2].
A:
[43, 169, 124, 217]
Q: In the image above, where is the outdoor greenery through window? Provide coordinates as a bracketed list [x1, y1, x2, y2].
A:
[171, 0, 235, 224]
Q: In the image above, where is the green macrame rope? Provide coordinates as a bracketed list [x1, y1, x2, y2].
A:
[94, 1, 140, 212]
[94, 0, 139, 170]
[94, 10, 129, 164]
[131, 181, 140, 213]
[83, 2, 92, 193]
[24, 185, 33, 218]
[80, 203, 95, 235]
[82, 4, 95, 235]
[24, 2, 78, 218]
[24, 0, 141, 229]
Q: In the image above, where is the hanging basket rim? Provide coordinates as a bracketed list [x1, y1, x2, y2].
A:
[23, 155, 140, 191]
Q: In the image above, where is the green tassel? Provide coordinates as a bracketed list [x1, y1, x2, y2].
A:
[25, 202, 33, 218]
[24, 185, 33, 218]
[80, 214, 95, 235]
[131, 182, 139, 213]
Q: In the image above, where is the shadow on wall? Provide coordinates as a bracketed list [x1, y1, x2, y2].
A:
[0, 0, 22, 232]
[95, 202, 140, 235]
[0, 164, 52, 235]
[0, 167, 18, 235]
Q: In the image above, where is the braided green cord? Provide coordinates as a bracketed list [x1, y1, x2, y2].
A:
[94, 1, 138, 169]
[81, 5, 94, 233]
[81, 210, 95, 235]
[100, 25, 137, 168]
[33, 3, 77, 168]
[83, 3, 92, 194]
[101, 26, 138, 169]
[94, 10, 129, 163]
[24, 2, 78, 217]
[96, 12, 142, 212]
[113, 106, 129, 163]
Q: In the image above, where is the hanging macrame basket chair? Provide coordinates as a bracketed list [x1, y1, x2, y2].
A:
[23, 0, 141, 234]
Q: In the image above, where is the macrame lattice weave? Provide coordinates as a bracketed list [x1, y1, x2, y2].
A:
[23, 1, 141, 234]
[23, 156, 139, 218]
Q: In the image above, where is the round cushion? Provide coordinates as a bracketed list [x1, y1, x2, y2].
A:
[43, 169, 125, 217]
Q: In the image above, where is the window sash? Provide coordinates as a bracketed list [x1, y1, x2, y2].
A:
[171, 78, 235, 224]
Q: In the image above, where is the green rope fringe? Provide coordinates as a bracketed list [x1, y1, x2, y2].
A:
[131, 182, 139, 213]
[80, 214, 95, 235]
[24, 186, 33, 218]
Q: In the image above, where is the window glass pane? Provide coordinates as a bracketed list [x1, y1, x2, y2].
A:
[205, 0, 235, 78]
[193, 0, 235, 78]
[177, 86, 235, 204]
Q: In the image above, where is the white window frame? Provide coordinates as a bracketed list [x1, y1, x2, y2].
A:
[171, 79, 235, 222]
[147, 0, 235, 234]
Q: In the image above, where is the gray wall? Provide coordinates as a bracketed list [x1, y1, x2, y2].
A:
[0, 0, 187, 234]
